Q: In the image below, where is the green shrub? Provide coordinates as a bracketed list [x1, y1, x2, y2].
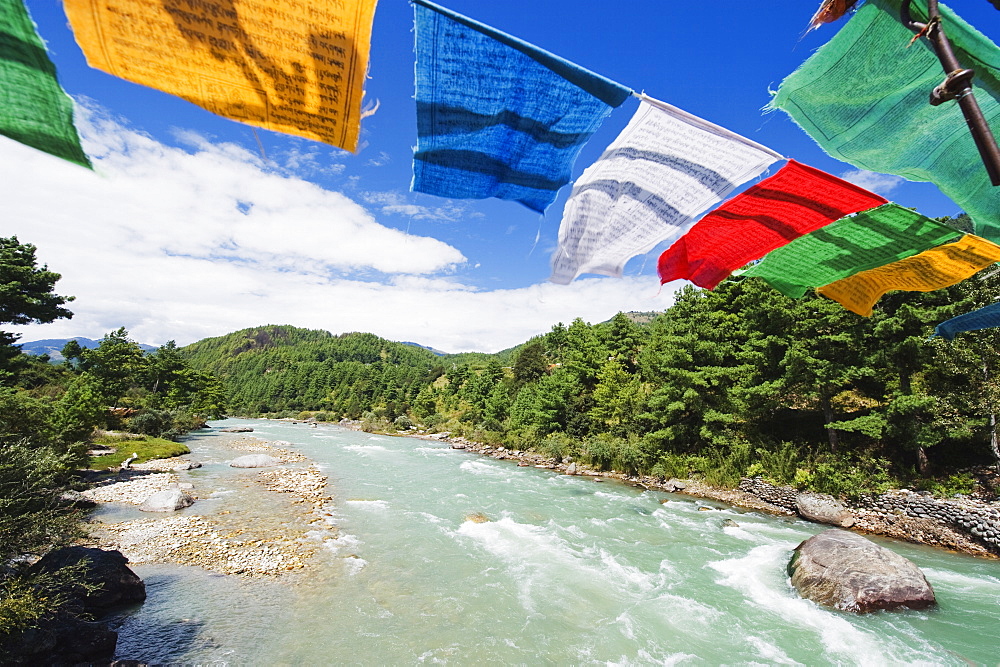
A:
[0, 562, 94, 638]
[801, 456, 896, 499]
[650, 453, 691, 480]
[919, 472, 976, 498]
[126, 409, 171, 437]
[612, 436, 647, 476]
[538, 432, 574, 462]
[582, 434, 615, 471]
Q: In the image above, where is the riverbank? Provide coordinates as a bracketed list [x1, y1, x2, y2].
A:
[82, 435, 335, 577]
[340, 421, 999, 559]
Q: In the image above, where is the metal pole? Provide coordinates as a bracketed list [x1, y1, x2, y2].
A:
[902, 0, 1000, 186]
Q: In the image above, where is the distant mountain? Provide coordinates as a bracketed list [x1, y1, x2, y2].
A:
[401, 341, 449, 356]
[19, 337, 156, 362]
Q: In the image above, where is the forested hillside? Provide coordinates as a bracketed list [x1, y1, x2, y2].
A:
[181, 326, 446, 417]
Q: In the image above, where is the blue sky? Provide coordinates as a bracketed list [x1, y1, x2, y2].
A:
[5, 0, 999, 352]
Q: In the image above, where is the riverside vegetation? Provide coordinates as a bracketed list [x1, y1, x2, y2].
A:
[0, 236, 225, 653]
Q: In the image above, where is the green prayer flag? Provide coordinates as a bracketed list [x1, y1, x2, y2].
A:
[771, 0, 999, 238]
[0, 0, 90, 168]
[741, 204, 962, 298]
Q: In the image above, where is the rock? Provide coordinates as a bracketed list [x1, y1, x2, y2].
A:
[566, 462, 578, 476]
[663, 478, 687, 492]
[220, 426, 254, 433]
[174, 460, 202, 470]
[6, 615, 118, 664]
[29, 546, 146, 611]
[140, 488, 195, 512]
[450, 443, 467, 450]
[788, 529, 936, 613]
[796, 492, 856, 528]
[230, 454, 282, 468]
[60, 489, 97, 509]
[722, 518, 739, 528]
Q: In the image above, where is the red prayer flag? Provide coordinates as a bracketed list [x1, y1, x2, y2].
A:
[656, 160, 888, 289]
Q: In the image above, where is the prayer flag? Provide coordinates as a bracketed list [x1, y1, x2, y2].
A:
[550, 96, 783, 284]
[935, 301, 1000, 340]
[63, 0, 378, 152]
[412, 0, 631, 213]
[740, 203, 963, 298]
[818, 235, 1000, 316]
[0, 0, 90, 167]
[772, 0, 1000, 238]
[657, 160, 886, 290]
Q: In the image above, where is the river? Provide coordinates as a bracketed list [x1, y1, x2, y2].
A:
[104, 419, 1000, 665]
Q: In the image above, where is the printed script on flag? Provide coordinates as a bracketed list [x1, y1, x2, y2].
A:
[1, 0, 90, 167]
[550, 96, 782, 284]
[740, 204, 963, 298]
[818, 235, 1000, 316]
[63, 0, 377, 152]
[772, 0, 1000, 237]
[411, 0, 630, 213]
[656, 160, 886, 290]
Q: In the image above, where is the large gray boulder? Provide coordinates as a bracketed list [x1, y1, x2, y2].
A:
[140, 488, 195, 512]
[220, 426, 254, 433]
[230, 453, 282, 468]
[796, 492, 856, 528]
[789, 529, 936, 613]
[29, 546, 146, 611]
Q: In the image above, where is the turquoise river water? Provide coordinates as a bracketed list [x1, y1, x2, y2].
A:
[103, 419, 1000, 665]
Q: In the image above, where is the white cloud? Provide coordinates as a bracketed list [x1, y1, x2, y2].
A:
[839, 169, 906, 197]
[362, 190, 469, 222]
[4, 103, 677, 353]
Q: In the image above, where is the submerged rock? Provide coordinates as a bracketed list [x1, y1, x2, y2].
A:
[140, 488, 195, 512]
[796, 492, 856, 528]
[788, 529, 936, 613]
[230, 454, 282, 468]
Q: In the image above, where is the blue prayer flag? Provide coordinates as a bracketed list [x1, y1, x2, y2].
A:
[935, 301, 1000, 340]
[412, 0, 632, 213]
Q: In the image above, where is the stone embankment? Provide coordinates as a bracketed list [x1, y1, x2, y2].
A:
[733, 477, 1000, 556]
[85, 436, 334, 577]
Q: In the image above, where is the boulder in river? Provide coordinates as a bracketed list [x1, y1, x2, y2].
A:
[662, 478, 687, 492]
[220, 426, 254, 433]
[29, 546, 146, 611]
[788, 529, 936, 613]
[230, 453, 282, 468]
[140, 488, 195, 512]
[795, 492, 856, 528]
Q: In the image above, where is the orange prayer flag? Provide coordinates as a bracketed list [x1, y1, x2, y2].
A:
[817, 234, 1000, 316]
[63, 0, 378, 152]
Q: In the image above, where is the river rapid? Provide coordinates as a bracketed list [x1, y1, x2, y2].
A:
[105, 419, 1000, 665]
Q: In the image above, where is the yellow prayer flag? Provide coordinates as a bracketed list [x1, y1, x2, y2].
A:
[818, 235, 1000, 317]
[63, 0, 378, 152]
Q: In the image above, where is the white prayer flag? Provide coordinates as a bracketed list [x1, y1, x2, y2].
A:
[550, 96, 783, 284]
